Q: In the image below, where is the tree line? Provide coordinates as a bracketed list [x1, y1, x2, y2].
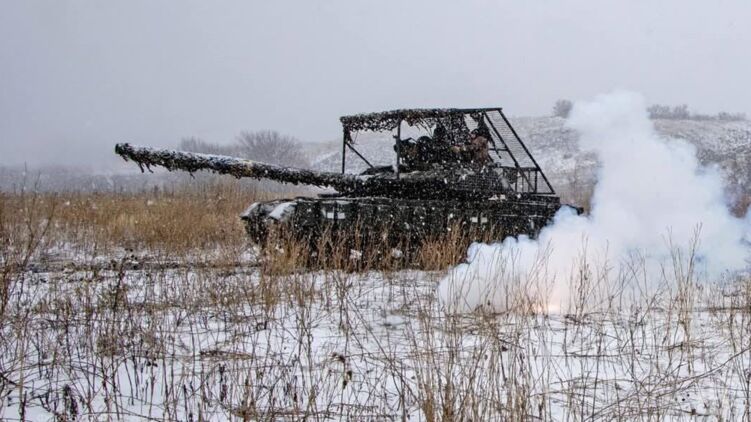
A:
[178, 130, 310, 168]
[552, 99, 746, 121]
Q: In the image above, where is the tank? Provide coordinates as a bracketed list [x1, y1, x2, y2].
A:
[115, 108, 571, 253]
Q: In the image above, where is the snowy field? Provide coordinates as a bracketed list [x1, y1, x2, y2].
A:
[2, 252, 751, 421]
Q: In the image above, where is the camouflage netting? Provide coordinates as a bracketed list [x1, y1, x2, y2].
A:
[340, 108, 499, 135]
[338, 107, 555, 193]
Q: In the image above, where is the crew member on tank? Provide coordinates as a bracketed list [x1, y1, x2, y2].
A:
[394, 137, 419, 170]
[402, 125, 454, 170]
[453, 129, 491, 166]
[426, 125, 454, 165]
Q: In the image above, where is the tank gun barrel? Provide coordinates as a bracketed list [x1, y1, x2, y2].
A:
[115, 143, 361, 191]
[115, 143, 511, 199]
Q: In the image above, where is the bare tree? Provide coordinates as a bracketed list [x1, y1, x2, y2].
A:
[178, 137, 234, 156]
[718, 111, 747, 121]
[235, 130, 310, 167]
[647, 104, 689, 119]
[647, 104, 671, 119]
[671, 104, 690, 119]
[552, 99, 573, 119]
[178, 132, 311, 168]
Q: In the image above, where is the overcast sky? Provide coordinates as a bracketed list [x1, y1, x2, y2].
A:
[1, 0, 750, 168]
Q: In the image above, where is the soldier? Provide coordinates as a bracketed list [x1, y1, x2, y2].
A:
[469, 129, 491, 165]
[433, 125, 447, 143]
[394, 137, 419, 170]
[453, 129, 491, 166]
[429, 125, 456, 165]
[398, 125, 455, 170]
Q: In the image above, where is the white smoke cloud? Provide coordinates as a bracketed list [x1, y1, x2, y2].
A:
[439, 91, 751, 312]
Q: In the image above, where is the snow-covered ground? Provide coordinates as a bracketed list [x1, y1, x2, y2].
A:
[2, 256, 751, 421]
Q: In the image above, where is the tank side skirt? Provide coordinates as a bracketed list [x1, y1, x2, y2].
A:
[243, 197, 561, 245]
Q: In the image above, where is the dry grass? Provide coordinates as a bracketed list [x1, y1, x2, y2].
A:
[1, 181, 289, 264]
[257, 222, 490, 274]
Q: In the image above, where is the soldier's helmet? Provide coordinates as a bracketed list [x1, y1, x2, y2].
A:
[433, 125, 447, 140]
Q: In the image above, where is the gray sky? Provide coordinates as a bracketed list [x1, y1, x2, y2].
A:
[1, 0, 750, 168]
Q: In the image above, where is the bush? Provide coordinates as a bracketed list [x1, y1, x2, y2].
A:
[178, 137, 235, 155]
[552, 99, 573, 119]
[236, 130, 310, 167]
[178, 131, 310, 168]
[718, 111, 747, 121]
[647, 104, 746, 121]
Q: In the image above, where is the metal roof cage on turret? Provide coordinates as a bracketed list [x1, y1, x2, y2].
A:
[339, 107, 555, 196]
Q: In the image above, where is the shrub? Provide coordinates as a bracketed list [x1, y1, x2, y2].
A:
[552, 99, 573, 119]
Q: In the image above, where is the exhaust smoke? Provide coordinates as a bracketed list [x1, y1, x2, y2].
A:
[439, 91, 751, 312]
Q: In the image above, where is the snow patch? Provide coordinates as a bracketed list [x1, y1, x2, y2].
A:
[268, 201, 296, 221]
[240, 202, 260, 218]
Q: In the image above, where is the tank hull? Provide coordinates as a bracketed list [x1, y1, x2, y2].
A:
[241, 196, 562, 249]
